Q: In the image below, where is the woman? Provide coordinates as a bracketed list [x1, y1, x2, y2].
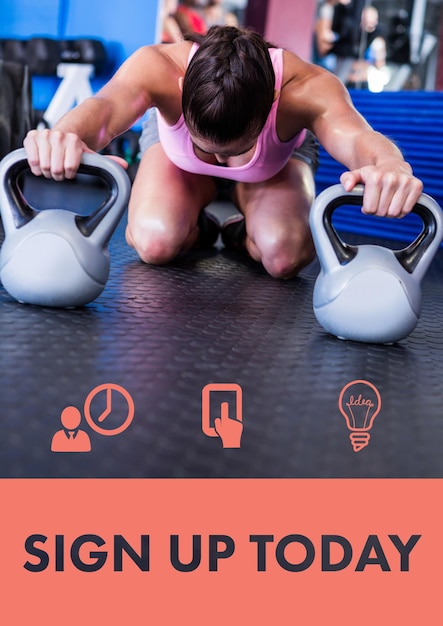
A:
[24, 26, 422, 279]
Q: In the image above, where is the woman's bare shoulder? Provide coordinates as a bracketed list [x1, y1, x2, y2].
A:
[278, 49, 352, 133]
[280, 49, 327, 90]
[131, 40, 194, 76]
[105, 41, 193, 117]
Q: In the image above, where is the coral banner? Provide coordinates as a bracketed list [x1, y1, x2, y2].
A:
[0, 479, 440, 624]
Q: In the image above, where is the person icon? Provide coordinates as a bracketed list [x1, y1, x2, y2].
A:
[51, 406, 92, 452]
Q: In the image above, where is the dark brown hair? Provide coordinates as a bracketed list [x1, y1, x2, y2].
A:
[182, 26, 275, 145]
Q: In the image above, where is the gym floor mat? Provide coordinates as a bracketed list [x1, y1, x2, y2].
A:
[1, 175, 443, 478]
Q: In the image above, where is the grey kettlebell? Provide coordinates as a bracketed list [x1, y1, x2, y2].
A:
[310, 184, 443, 344]
[0, 148, 131, 307]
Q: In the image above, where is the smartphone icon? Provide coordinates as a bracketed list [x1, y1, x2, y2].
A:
[201, 383, 243, 437]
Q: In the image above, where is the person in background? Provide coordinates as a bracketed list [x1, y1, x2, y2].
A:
[174, 0, 208, 37]
[203, 0, 238, 28]
[345, 5, 389, 91]
[223, 0, 248, 25]
[313, 0, 352, 72]
[314, 1, 388, 91]
[161, 0, 184, 43]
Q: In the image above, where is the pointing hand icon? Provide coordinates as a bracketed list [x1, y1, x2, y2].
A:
[214, 402, 243, 448]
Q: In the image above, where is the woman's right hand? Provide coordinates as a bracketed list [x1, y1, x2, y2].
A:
[23, 129, 94, 181]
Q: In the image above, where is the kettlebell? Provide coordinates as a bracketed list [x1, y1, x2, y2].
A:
[0, 148, 131, 307]
[310, 184, 443, 344]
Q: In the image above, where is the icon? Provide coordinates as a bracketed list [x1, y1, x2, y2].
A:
[202, 383, 243, 448]
[51, 406, 92, 453]
[50, 384, 134, 452]
[338, 380, 382, 452]
[84, 383, 135, 436]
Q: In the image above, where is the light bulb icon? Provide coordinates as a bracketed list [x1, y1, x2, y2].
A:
[338, 380, 382, 452]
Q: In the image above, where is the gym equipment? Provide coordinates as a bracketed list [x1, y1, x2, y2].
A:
[60, 38, 108, 75]
[0, 148, 131, 308]
[27, 37, 61, 76]
[41, 39, 108, 128]
[0, 38, 28, 66]
[310, 184, 443, 344]
[0, 37, 108, 77]
[41, 62, 95, 128]
[0, 61, 33, 159]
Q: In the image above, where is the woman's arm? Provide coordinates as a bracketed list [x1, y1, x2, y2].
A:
[285, 64, 423, 217]
[24, 44, 183, 179]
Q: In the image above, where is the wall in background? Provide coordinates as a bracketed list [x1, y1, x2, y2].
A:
[0, 0, 61, 38]
[245, 0, 316, 61]
[61, 0, 159, 66]
[265, 0, 316, 60]
[0, 0, 160, 112]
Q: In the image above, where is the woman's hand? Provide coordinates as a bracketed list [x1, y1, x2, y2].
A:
[340, 162, 423, 218]
[23, 129, 128, 180]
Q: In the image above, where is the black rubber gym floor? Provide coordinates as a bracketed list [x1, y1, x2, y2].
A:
[1, 172, 443, 479]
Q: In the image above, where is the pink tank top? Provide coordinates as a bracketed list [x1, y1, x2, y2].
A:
[157, 45, 306, 183]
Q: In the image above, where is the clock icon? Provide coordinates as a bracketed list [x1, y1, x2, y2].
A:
[84, 383, 135, 436]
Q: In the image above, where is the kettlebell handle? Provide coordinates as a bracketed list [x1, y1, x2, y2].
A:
[312, 184, 443, 279]
[0, 148, 131, 244]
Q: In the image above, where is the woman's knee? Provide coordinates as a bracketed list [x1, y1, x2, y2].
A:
[126, 213, 196, 265]
[251, 229, 315, 279]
